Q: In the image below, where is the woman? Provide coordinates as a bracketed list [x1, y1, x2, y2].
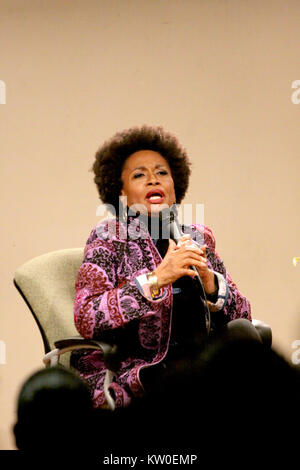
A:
[72, 125, 254, 408]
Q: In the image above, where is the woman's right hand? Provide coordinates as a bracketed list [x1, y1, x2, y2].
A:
[154, 237, 207, 288]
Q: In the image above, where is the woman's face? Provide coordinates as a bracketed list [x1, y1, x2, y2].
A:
[120, 150, 176, 215]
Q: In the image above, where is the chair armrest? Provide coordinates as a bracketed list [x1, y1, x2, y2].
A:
[54, 336, 110, 349]
[252, 319, 272, 348]
[43, 336, 118, 366]
[43, 335, 118, 410]
[54, 336, 118, 362]
[55, 336, 119, 369]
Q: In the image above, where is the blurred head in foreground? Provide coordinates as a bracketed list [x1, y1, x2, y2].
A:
[13, 366, 94, 452]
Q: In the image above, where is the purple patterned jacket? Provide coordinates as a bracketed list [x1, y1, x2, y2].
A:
[72, 216, 251, 408]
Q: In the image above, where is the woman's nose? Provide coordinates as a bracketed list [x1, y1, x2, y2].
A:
[147, 173, 159, 185]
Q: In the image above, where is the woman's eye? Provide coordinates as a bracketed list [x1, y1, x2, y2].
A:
[133, 170, 167, 179]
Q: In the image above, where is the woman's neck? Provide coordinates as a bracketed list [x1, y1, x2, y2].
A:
[139, 212, 162, 239]
[124, 207, 163, 239]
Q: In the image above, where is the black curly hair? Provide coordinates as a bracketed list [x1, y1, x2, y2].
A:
[92, 125, 191, 215]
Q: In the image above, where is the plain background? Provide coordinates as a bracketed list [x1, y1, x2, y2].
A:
[1, 0, 300, 449]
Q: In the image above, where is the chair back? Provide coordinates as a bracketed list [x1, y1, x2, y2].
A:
[14, 248, 84, 354]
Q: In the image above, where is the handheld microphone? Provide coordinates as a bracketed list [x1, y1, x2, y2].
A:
[158, 205, 180, 240]
[159, 205, 211, 334]
[159, 205, 201, 279]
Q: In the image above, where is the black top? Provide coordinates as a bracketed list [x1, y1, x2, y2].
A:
[133, 213, 215, 357]
[154, 237, 208, 359]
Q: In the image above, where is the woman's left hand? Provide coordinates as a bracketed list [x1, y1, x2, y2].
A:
[177, 235, 217, 294]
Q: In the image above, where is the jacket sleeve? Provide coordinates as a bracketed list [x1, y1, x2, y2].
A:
[74, 229, 167, 339]
[196, 225, 252, 323]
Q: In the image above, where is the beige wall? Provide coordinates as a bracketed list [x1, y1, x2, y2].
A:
[1, 0, 300, 450]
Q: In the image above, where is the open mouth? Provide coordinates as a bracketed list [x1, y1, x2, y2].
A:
[145, 189, 165, 204]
